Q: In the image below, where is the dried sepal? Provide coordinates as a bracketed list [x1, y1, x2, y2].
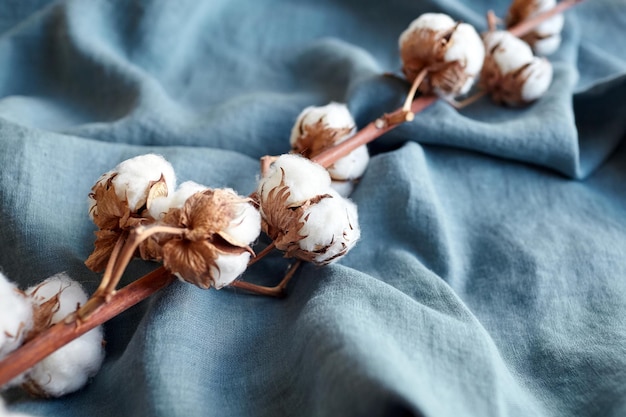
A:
[399, 13, 485, 97]
[145, 189, 260, 289]
[506, 0, 564, 56]
[481, 31, 553, 106]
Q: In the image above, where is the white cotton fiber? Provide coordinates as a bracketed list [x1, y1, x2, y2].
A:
[0, 273, 33, 359]
[444, 22, 485, 93]
[483, 31, 534, 75]
[520, 57, 553, 102]
[533, 35, 562, 57]
[297, 190, 360, 265]
[331, 180, 355, 198]
[398, 13, 456, 47]
[328, 144, 369, 181]
[25, 273, 105, 397]
[258, 154, 331, 206]
[222, 193, 261, 246]
[210, 252, 251, 289]
[148, 180, 208, 220]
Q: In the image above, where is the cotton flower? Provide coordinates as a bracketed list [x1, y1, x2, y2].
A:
[257, 154, 360, 265]
[0, 273, 33, 360]
[23, 273, 105, 398]
[149, 189, 261, 289]
[480, 30, 553, 106]
[507, 0, 564, 56]
[290, 103, 369, 197]
[399, 13, 485, 97]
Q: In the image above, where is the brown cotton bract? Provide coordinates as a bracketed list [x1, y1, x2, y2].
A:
[292, 120, 353, 160]
[146, 190, 254, 289]
[400, 24, 468, 96]
[480, 52, 528, 105]
[85, 175, 150, 272]
[259, 173, 332, 263]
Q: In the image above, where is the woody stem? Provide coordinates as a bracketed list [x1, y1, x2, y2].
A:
[248, 242, 276, 266]
[402, 68, 429, 117]
[78, 224, 185, 320]
[230, 260, 302, 297]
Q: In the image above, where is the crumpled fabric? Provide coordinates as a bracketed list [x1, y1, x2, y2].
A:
[1, 0, 625, 416]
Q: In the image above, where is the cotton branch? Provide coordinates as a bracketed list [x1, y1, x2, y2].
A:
[0, 0, 584, 390]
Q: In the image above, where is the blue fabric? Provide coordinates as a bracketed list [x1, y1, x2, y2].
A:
[1, 0, 626, 416]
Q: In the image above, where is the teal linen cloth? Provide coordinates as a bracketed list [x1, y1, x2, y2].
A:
[1, 0, 625, 416]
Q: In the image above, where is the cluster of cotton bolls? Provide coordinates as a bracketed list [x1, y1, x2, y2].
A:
[398, 0, 564, 106]
[290, 102, 369, 197]
[0, 272, 105, 398]
[86, 154, 261, 290]
[257, 154, 360, 265]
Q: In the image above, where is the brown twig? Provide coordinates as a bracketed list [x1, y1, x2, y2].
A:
[0, 267, 174, 388]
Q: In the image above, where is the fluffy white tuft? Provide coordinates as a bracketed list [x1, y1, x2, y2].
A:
[298, 190, 360, 264]
[210, 252, 251, 289]
[25, 273, 105, 397]
[445, 22, 485, 90]
[532, 35, 562, 57]
[148, 180, 208, 219]
[330, 181, 355, 198]
[328, 144, 369, 182]
[520, 57, 553, 102]
[222, 190, 261, 246]
[258, 154, 331, 206]
[484, 31, 534, 75]
[0, 273, 33, 359]
[399, 13, 456, 47]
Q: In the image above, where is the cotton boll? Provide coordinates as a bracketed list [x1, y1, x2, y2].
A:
[88, 154, 176, 218]
[297, 191, 360, 265]
[0, 273, 33, 359]
[209, 252, 251, 289]
[258, 154, 331, 206]
[520, 57, 553, 102]
[289, 102, 356, 149]
[480, 31, 552, 106]
[24, 274, 105, 398]
[399, 13, 485, 97]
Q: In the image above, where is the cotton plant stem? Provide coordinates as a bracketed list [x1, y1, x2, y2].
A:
[230, 260, 302, 297]
[0, 267, 174, 388]
[312, 95, 438, 168]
